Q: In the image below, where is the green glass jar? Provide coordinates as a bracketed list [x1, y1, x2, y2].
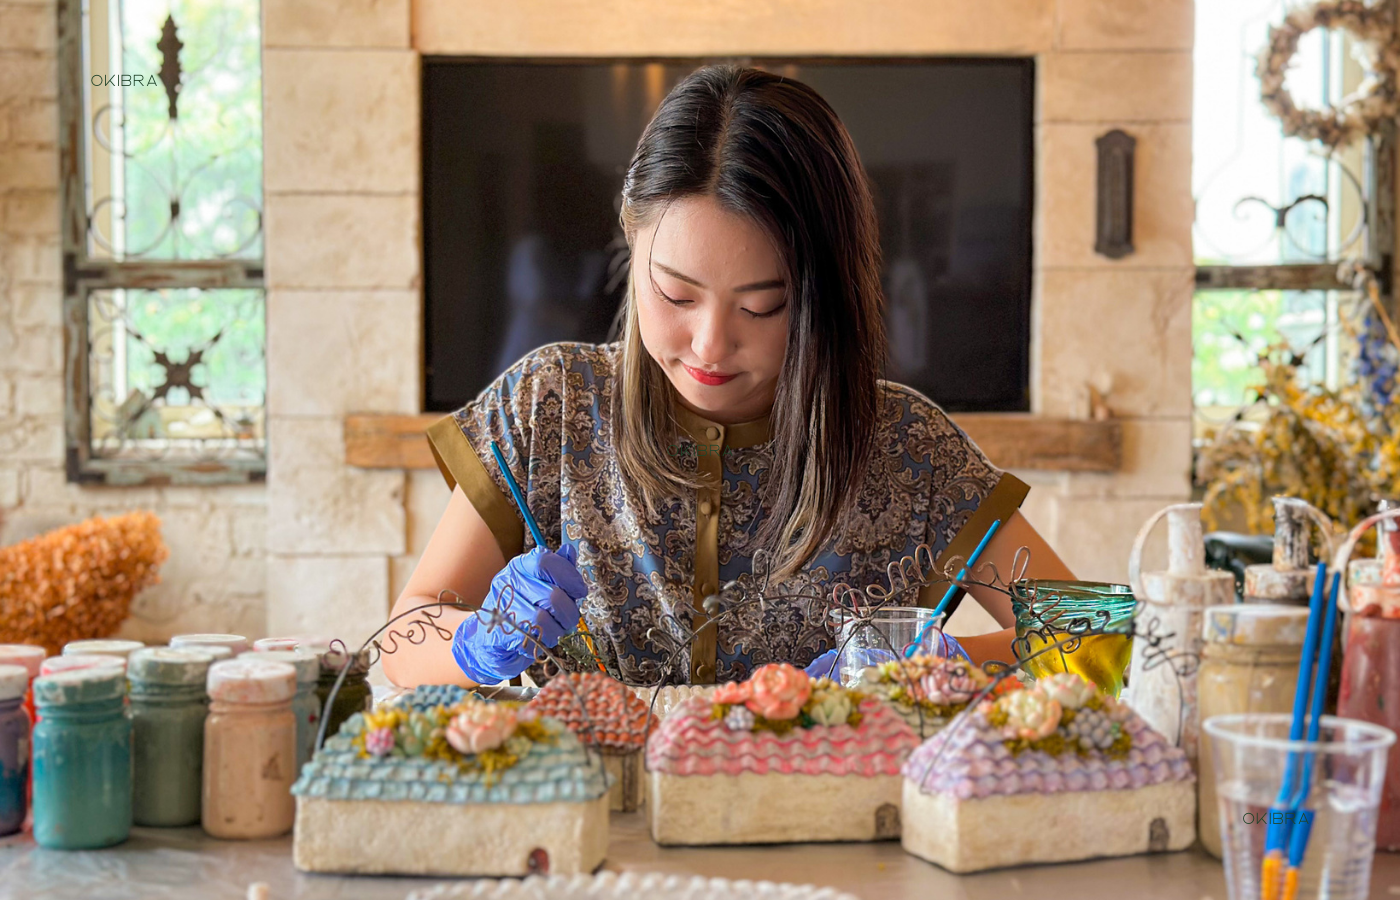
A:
[129, 648, 215, 827]
[1010, 579, 1136, 696]
[315, 647, 371, 742]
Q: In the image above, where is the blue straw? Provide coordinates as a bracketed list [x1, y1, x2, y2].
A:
[1262, 563, 1330, 865]
[906, 518, 1002, 658]
[490, 441, 547, 550]
[1283, 570, 1342, 877]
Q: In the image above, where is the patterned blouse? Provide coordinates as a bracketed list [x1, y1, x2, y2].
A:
[426, 341, 1028, 686]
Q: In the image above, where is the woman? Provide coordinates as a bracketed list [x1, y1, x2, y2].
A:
[383, 64, 1075, 689]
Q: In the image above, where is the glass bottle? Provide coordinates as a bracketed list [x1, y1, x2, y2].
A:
[202, 658, 297, 839]
[315, 646, 371, 740]
[129, 648, 215, 827]
[0, 664, 30, 836]
[237, 649, 320, 775]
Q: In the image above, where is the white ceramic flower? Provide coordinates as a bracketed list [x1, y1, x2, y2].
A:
[806, 689, 853, 726]
[996, 687, 1062, 741]
[1037, 672, 1098, 710]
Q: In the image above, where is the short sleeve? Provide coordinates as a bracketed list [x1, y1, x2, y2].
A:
[888, 387, 1029, 612]
[424, 344, 570, 562]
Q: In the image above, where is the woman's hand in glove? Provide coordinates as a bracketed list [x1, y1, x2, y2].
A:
[451, 544, 588, 684]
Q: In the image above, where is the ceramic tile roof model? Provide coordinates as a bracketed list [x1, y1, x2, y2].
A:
[627, 683, 718, 719]
[290, 696, 610, 876]
[857, 654, 998, 738]
[529, 673, 657, 812]
[407, 872, 861, 900]
[901, 671, 1196, 872]
[646, 663, 920, 845]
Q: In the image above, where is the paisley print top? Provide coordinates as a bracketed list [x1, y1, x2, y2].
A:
[426, 341, 1028, 686]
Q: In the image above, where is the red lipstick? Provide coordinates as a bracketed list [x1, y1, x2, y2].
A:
[684, 364, 737, 386]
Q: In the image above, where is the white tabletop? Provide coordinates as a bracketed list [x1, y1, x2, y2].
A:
[2, 811, 1398, 900]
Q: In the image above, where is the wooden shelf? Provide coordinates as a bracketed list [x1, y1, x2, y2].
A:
[344, 412, 1122, 472]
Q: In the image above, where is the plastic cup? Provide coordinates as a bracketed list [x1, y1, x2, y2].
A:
[1204, 713, 1396, 900]
[827, 607, 946, 686]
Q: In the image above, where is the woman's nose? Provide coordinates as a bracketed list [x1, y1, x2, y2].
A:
[691, 306, 736, 363]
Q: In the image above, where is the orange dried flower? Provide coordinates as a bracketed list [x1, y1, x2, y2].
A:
[0, 511, 169, 653]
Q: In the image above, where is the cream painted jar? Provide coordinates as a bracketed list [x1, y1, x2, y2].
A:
[201, 659, 298, 839]
[171, 634, 250, 657]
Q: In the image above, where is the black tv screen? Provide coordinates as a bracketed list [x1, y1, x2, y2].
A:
[422, 59, 1033, 413]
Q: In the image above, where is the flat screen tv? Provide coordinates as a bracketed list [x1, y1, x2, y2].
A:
[422, 59, 1033, 413]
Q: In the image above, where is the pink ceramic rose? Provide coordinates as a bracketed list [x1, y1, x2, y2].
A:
[445, 702, 518, 755]
[364, 726, 396, 757]
[996, 687, 1062, 741]
[917, 658, 991, 705]
[712, 680, 753, 706]
[744, 663, 812, 721]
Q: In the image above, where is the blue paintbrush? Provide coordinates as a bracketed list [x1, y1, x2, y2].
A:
[906, 518, 1002, 658]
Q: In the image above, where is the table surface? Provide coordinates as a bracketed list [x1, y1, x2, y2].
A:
[2, 812, 1399, 900]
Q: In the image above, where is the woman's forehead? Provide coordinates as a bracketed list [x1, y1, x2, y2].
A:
[643, 196, 785, 286]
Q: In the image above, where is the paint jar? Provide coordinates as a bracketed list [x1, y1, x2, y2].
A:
[252, 637, 302, 652]
[31, 668, 132, 849]
[1338, 608, 1400, 850]
[39, 654, 126, 677]
[62, 639, 144, 660]
[202, 658, 298, 839]
[170, 634, 249, 657]
[1196, 604, 1307, 858]
[0, 645, 45, 724]
[0, 665, 30, 836]
[237, 650, 319, 775]
[315, 647, 372, 740]
[129, 648, 215, 827]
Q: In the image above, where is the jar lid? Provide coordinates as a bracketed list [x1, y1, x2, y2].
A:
[0, 664, 29, 701]
[34, 667, 126, 705]
[319, 645, 371, 676]
[63, 639, 145, 659]
[207, 659, 296, 704]
[0, 644, 46, 679]
[129, 648, 216, 685]
[40, 654, 126, 677]
[252, 637, 302, 652]
[238, 650, 318, 684]
[188, 645, 234, 662]
[1203, 604, 1310, 646]
[170, 634, 250, 656]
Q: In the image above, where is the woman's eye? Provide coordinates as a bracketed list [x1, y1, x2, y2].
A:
[745, 303, 787, 319]
[657, 287, 691, 308]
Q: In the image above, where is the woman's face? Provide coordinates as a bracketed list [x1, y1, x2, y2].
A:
[632, 194, 790, 425]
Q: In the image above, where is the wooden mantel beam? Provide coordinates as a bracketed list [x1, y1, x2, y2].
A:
[344, 412, 1122, 472]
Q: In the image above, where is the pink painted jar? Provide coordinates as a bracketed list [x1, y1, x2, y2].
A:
[201, 658, 298, 839]
[0, 645, 46, 724]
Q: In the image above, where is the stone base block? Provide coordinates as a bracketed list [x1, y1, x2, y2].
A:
[292, 793, 609, 876]
[900, 779, 1195, 873]
[648, 770, 903, 845]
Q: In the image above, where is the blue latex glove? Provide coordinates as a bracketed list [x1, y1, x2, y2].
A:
[923, 629, 972, 664]
[803, 647, 897, 680]
[452, 544, 587, 683]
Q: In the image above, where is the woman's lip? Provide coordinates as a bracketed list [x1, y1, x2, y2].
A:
[684, 364, 738, 385]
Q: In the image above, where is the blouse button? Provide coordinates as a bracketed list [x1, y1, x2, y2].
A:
[699, 500, 713, 516]
[700, 581, 716, 596]
[696, 663, 714, 682]
[705, 426, 720, 441]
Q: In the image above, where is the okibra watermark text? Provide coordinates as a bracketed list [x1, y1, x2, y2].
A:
[1241, 811, 1314, 825]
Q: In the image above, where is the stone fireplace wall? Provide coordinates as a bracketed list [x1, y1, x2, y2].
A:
[1, 0, 1195, 651]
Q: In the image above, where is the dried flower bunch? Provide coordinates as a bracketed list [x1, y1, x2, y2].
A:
[1198, 342, 1400, 541]
[347, 698, 556, 783]
[982, 672, 1133, 760]
[0, 511, 169, 653]
[1257, 0, 1400, 149]
[708, 663, 866, 734]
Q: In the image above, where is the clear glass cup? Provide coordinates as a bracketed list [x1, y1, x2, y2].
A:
[827, 607, 946, 686]
[1204, 713, 1396, 900]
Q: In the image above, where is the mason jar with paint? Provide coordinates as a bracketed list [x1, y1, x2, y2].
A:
[0, 645, 45, 724]
[237, 649, 319, 775]
[315, 646, 372, 740]
[1196, 603, 1308, 857]
[62, 639, 145, 660]
[170, 634, 250, 657]
[202, 658, 298, 839]
[129, 647, 216, 827]
[0, 664, 30, 836]
[31, 667, 132, 849]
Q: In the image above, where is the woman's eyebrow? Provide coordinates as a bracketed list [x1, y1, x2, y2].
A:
[652, 261, 785, 293]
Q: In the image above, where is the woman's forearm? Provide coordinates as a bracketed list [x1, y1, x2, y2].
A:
[959, 626, 1017, 668]
[380, 594, 479, 688]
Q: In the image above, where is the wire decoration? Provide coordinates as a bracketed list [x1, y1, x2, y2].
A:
[316, 538, 1198, 799]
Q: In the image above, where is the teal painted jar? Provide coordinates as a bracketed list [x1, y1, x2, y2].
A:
[32, 667, 132, 849]
[238, 650, 319, 775]
[170, 634, 249, 657]
[315, 647, 371, 741]
[129, 648, 214, 827]
[0, 664, 31, 836]
[61, 639, 145, 661]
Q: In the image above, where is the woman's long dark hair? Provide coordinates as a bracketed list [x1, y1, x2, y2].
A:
[612, 64, 887, 581]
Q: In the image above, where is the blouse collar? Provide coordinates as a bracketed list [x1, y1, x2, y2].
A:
[672, 401, 773, 449]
